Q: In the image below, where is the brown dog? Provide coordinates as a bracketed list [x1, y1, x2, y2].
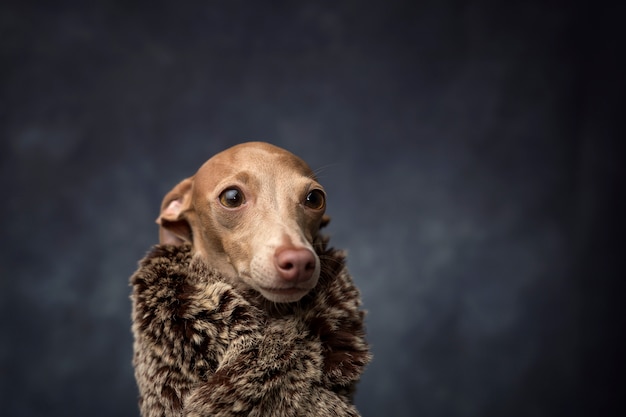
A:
[157, 141, 328, 303]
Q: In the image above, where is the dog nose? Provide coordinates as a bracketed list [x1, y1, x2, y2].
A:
[274, 247, 317, 282]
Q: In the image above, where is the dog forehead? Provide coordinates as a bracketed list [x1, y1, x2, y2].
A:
[197, 142, 314, 179]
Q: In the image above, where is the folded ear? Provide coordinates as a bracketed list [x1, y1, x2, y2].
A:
[156, 177, 194, 245]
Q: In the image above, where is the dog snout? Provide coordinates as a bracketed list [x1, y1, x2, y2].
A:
[274, 247, 317, 282]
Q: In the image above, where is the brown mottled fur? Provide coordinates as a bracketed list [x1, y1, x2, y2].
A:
[130, 233, 371, 416]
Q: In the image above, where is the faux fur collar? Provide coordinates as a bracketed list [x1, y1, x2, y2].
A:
[131, 240, 370, 417]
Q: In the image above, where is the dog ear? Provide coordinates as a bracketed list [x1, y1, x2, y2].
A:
[320, 214, 331, 229]
[156, 177, 193, 245]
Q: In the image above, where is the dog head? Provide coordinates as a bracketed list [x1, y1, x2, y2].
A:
[156, 142, 328, 303]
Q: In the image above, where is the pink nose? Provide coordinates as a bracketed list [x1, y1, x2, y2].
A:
[274, 247, 317, 282]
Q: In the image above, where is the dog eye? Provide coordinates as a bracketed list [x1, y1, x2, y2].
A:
[304, 189, 325, 210]
[219, 188, 245, 208]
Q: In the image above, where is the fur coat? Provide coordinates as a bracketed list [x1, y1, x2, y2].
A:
[130, 236, 371, 417]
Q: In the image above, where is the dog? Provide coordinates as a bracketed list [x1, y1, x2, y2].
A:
[132, 142, 371, 416]
[156, 141, 328, 303]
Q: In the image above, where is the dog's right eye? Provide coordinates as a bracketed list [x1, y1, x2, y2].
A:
[219, 188, 245, 208]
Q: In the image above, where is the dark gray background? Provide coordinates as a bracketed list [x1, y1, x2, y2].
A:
[1, 1, 623, 416]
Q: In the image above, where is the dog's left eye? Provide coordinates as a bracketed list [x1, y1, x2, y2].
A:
[304, 189, 326, 210]
[219, 188, 245, 208]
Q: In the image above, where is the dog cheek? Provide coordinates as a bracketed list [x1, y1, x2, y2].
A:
[192, 210, 229, 259]
[305, 219, 323, 244]
[222, 234, 253, 273]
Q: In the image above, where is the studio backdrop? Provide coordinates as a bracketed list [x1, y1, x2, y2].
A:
[1, 1, 623, 416]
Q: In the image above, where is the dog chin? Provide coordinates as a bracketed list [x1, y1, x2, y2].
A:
[258, 286, 311, 303]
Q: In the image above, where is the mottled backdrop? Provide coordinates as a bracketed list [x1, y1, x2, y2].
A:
[1, 1, 623, 416]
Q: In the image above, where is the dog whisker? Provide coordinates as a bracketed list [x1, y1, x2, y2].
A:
[309, 163, 338, 181]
